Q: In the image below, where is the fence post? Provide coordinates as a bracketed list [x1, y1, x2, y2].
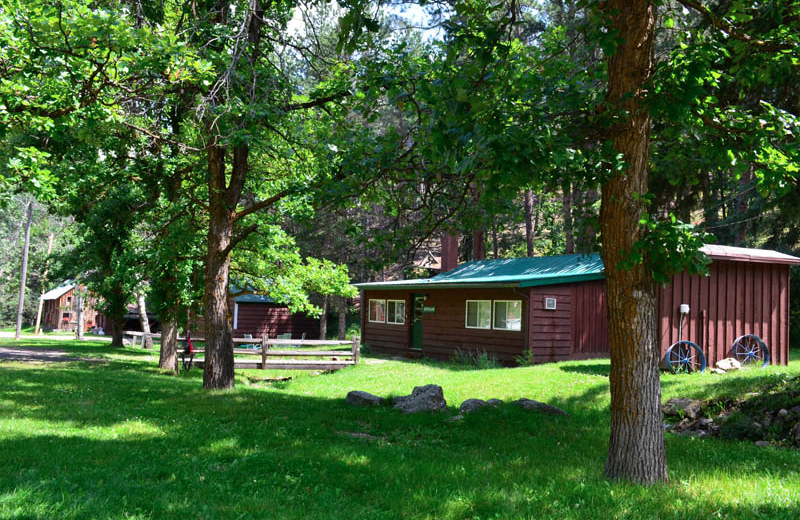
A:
[261, 334, 268, 370]
[351, 335, 360, 365]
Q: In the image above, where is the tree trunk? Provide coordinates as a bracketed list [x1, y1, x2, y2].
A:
[15, 201, 33, 340]
[600, 0, 666, 485]
[319, 296, 328, 340]
[523, 190, 535, 257]
[159, 317, 179, 374]
[75, 289, 84, 341]
[34, 232, 54, 335]
[136, 292, 154, 349]
[337, 299, 347, 341]
[471, 230, 485, 260]
[111, 314, 125, 347]
[563, 183, 574, 254]
[733, 165, 753, 246]
[203, 144, 236, 389]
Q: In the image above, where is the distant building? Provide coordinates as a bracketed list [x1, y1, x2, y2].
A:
[40, 283, 102, 332]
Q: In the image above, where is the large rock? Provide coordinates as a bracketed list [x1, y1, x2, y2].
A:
[346, 390, 384, 407]
[662, 398, 703, 420]
[511, 398, 568, 417]
[459, 399, 488, 414]
[716, 358, 741, 371]
[791, 423, 800, 446]
[486, 398, 504, 407]
[393, 385, 447, 413]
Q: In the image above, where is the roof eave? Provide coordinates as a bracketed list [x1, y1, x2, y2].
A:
[518, 272, 606, 287]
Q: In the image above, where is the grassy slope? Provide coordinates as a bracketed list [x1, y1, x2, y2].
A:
[1, 338, 798, 520]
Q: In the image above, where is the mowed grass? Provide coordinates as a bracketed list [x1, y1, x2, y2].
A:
[1, 338, 799, 520]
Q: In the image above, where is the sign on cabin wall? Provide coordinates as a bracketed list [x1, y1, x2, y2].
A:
[423, 306, 436, 314]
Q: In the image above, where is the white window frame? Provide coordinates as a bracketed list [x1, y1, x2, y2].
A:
[465, 300, 491, 329]
[233, 303, 239, 329]
[368, 299, 386, 323]
[493, 300, 522, 331]
[386, 300, 406, 325]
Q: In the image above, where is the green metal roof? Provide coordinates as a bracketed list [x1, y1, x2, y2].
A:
[355, 253, 605, 290]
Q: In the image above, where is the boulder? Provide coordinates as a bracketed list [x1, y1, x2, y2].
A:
[790, 406, 800, 415]
[346, 390, 384, 407]
[511, 398, 568, 417]
[755, 440, 771, 447]
[791, 423, 800, 445]
[673, 418, 694, 432]
[662, 398, 703, 420]
[697, 418, 714, 428]
[393, 385, 447, 413]
[716, 358, 741, 371]
[777, 409, 790, 419]
[486, 398, 504, 407]
[459, 399, 488, 414]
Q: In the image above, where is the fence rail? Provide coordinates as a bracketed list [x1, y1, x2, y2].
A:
[122, 331, 360, 371]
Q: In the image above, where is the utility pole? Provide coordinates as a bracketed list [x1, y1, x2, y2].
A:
[15, 202, 34, 341]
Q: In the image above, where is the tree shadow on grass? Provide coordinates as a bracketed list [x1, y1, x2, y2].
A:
[558, 360, 611, 377]
[1, 357, 800, 519]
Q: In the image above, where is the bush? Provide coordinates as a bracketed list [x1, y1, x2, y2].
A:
[451, 348, 501, 369]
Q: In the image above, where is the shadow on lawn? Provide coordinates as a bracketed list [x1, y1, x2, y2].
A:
[1, 360, 800, 519]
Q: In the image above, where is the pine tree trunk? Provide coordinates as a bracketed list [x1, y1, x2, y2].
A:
[319, 296, 328, 340]
[136, 292, 154, 349]
[523, 190, 535, 257]
[600, 0, 667, 485]
[563, 183, 574, 254]
[159, 317, 178, 373]
[15, 201, 33, 340]
[338, 298, 347, 341]
[203, 144, 236, 390]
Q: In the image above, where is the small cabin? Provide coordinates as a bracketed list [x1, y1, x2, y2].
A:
[231, 293, 320, 339]
[41, 283, 102, 332]
[356, 245, 799, 366]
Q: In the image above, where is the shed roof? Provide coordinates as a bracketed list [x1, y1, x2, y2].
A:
[355, 245, 800, 291]
[41, 283, 75, 301]
[700, 245, 800, 265]
[355, 253, 605, 290]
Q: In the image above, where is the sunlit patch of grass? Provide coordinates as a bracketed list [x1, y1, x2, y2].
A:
[1, 337, 799, 519]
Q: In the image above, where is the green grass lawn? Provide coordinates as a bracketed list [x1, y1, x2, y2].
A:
[1, 338, 799, 519]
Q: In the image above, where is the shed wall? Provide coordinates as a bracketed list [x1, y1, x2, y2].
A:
[361, 290, 411, 356]
[658, 260, 790, 366]
[233, 303, 319, 339]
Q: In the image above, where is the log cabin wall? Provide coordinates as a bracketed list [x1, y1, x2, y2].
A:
[361, 290, 411, 356]
[420, 288, 527, 364]
[233, 302, 319, 339]
[658, 260, 790, 366]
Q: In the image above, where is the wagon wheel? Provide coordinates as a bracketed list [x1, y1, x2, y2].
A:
[665, 340, 707, 374]
[731, 334, 770, 368]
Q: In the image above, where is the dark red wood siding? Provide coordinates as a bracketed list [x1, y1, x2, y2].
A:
[657, 260, 790, 366]
[233, 303, 319, 339]
[571, 280, 610, 359]
[361, 290, 411, 356]
[528, 285, 572, 362]
[420, 288, 527, 364]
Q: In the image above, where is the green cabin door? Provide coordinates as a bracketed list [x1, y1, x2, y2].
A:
[411, 294, 424, 351]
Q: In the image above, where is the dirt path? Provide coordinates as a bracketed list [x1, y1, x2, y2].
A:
[0, 331, 112, 342]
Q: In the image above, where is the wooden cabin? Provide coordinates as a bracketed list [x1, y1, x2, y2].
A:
[41, 283, 102, 332]
[231, 293, 320, 340]
[356, 245, 799, 366]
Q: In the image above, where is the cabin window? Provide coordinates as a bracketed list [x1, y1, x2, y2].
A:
[368, 299, 386, 323]
[465, 300, 491, 329]
[493, 300, 522, 331]
[387, 300, 406, 325]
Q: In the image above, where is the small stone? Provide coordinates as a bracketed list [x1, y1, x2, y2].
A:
[710, 367, 727, 375]
[709, 424, 721, 435]
[486, 398, 503, 407]
[346, 390, 384, 407]
[791, 423, 800, 445]
[662, 398, 703, 420]
[663, 422, 673, 430]
[755, 441, 771, 447]
[698, 418, 714, 428]
[448, 414, 464, 422]
[790, 406, 800, 415]
[778, 409, 790, 418]
[511, 398, 569, 417]
[459, 399, 488, 414]
[673, 418, 693, 432]
[716, 358, 741, 371]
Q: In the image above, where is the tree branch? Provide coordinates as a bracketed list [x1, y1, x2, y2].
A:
[232, 189, 289, 222]
[676, 0, 796, 52]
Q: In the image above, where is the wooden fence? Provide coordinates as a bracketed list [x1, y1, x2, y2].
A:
[123, 331, 360, 371]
